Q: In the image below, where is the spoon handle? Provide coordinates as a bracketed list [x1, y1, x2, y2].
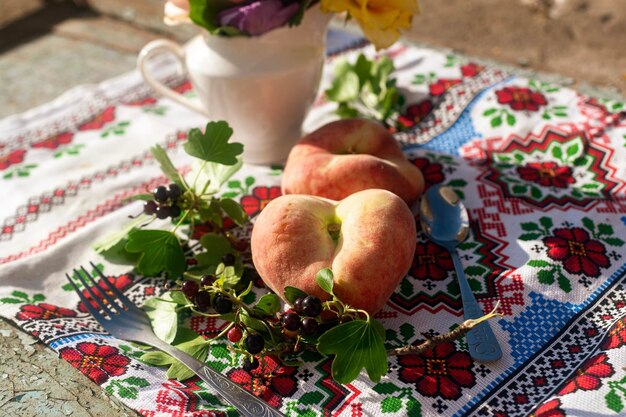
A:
[450, 249, 502, 362]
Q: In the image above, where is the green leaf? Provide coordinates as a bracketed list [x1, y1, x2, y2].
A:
[483, 108, 497, 116]
[490, 116, 502, 128]
[253, 294, 281, 316]
[530, 186, 542, 199]
[604, 237, 625, 247]
[506, 113, 516, 126]
[551, 146, 563, 159]
[326, 71, 360, 102]
[606, 389, 624, 413]
[184, 121, 243, 165]
[316, 268, 334, 295]
[12, 291, 28, 299]
[512, 184, 528, 194]
[468, 278, 482, 292]
[150, 145, 182, 185]
[446, 179, 467, 187]
[528, 260, 551, 267]
[99, 238, 141, 266]
[142, 294, 179, 344]
[464, 265, 486, 276]
[537, 269, 555, 284]
[582, 217, 595, 232]
[220, 197, 248, 226]
[170, 291, 190, 306]
[521, 222, 540, 231]
[284, 286, 307, 304]
[93, 215, 149, 254]
[167, 335, 210, 381]
[372, 382, 402, 395]
[557, 273, 572, 293]
[317, 319, 388, 384]
[381, 397, 402, 413]
[566, 142, 580, 157]
[191, 157, 243, 196]
[519, 233, 542, 241]
[0, 298, 22, 304]
[32, 294, 45, 302]
[598, 224, 614, 235]
[539, 217, 553, 230]
[239, 308, 270, 335]
[196, 233, 233, 267]
[126, 229, 185, 278]
[406, 399, 422, 417]
[140, 351, 176, 366]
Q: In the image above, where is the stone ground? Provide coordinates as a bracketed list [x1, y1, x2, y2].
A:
[0, 0, 624, 415]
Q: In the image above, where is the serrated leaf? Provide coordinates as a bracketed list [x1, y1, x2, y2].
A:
[184, 121, 243, 165]
[316, 268, 334, 295]
[253, 293, 281, 316]
[326, 71, 360, 102]
[93, 215, 149, 254]
[150, 145, 182, 185]
[528, 260, 551, 267]
[197, 233, 232, 267]
[317, 319, 388, 384]
[190, 157, 243, 195]
[284, 286, 307, 304]
[126, 229, 185, 278]
[142, 293, 179, 344]
[220, 197, 248, 226]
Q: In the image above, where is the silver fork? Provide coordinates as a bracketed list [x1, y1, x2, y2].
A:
[66, 262, 285, 417]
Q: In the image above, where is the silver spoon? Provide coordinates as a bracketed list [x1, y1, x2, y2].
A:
[419, 185, 502, 362]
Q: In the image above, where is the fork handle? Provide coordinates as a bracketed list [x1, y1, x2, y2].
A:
[156, 341, 286, 417]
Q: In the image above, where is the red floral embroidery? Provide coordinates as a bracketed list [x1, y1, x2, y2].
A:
[411, 241, 454, 281]
[397, 342, 475, 400]
[228, 355, 297, 408]
[429, 79, 461, 96]
[543, 228, 610, 277]
[398, 100, 433, 129]
[461, 63, 484, 78]
[78, 106, 116, 131]
[531, 399, 566, 417]
[32, 132, 74, 149]
[190, 218, 236, 240]
[241, 186, 281, 217]
[124, 97, 158, 106]
[173, 81, 193, 94]
[16, 303, 77, 321]
[0, 149, 26, 170]
[496, 87, 547, 111]
[78, 274, 133, 313]
[59, 342, 130, 384]
[602, 317, 626, 350]
[558, 352, 614, 395]
[411, 157, 445, 190]
[517, 162, 576, 188]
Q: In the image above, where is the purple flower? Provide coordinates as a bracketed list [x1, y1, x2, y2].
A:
[218, 0, 301, 36]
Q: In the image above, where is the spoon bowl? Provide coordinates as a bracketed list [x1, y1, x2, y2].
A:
[420, 184, 502, 362]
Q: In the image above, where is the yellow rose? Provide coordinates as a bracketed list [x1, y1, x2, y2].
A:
[321, 0, 420, 49]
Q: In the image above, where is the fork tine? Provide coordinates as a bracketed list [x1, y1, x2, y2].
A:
[65, 273, 109, 322]
[80, 266, 122, 311]
[89, 261, 134, 309]
[73, 268, 113, 315]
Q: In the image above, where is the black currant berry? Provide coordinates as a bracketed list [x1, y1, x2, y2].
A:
[167, 183, 182, 200]
[195, 291, 211, 310]
[153, 185, 168, 203]
[281, 312, 301, 331]
[143, 200, 158, 215]
[221, 253, 236, 266]
[169, 205, 182, 218]
[181, 280, 199, 298]
[302, 296, 322, 317]
[242, 357, 259, 372]
[293, 297, 304, 314]
[214, 294, 233, 314]
[301, 317, 319, 335]
[200, 274, 215, 287]
[156, 205, 170, 219]
[244, 334, 264, 354]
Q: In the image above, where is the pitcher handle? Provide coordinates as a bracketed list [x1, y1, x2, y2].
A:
[137, 39, 209, 116]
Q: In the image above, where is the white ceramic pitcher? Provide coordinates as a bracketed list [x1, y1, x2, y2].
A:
[137, 8, 331, 165]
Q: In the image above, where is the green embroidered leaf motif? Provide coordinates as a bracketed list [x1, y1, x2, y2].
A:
[573, 157, 587, 167]
[566, 142, 580, 157]
[126, 229, 185, 278]
[506, 113, 516, 126]
[465, 265, 486, 276]
[316, 268, 334, 295]
[604, 237, 625, 247]
[468, 278, 482, 292]
[317, 319, 388, 384]
[299, 391, 325, 405]
[284, 286, 307, 305]
[530, 186, 542, 199]
[483, 108, 497, 116]
[382, 397, 403, 413]
[446, 179, 467, 187]
[528, 260, 551, 268]
[512, 185, 528, 194]
[606, 389, 624, 413]
[539, 217, 553, 230]
[598, 224, 614, 235]
[551, 146, 563, 159]
[519, 233, 542, 241]
[32, 294, 45, 302]
[0, 298, 22, 304]
[537, 269, 555, 284]
[184, 121, 243, 165]
[557, 272, 572, 293]
[400, 278, 413, 297]
[521, 222, 540, 231]
[491, 116, 502, 128]
[372, 382, 402, 395]
[150, 145, 182, 186]
[582, 217, 595, 232]
[399, 323, 415, 342]
[406, 399, 422, 417]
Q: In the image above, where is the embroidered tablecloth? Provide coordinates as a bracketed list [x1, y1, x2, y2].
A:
[1, 32, 626, 417]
